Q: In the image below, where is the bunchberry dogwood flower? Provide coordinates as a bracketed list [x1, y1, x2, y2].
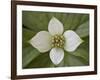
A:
[29, 17, 83, 65]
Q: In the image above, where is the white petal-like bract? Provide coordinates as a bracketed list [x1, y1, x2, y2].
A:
[63, 30, 83, 52]
[50, 48, 64, 65]
[29, 31, 52, 53]
[48, 17, 64, 35]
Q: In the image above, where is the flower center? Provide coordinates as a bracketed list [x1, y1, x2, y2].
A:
[51, 34, 65, 48]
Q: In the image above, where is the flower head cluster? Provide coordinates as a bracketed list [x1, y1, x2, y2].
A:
[51, 34, 65, 48]
[29, 17, 83, 65]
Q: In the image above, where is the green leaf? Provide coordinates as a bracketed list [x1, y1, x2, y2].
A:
[22, 46, 40, 68]
[63, 14, 82, 30]
[63, 52, 88, 66]
[22, 11, 49, 32]
[71, 49, 89, 62]
[75, 21, 89, 37]
[22, 27, 36, 48]
[79, 14, 89, 24]
[23, 27, 35, 41]
[25, 52, 54, 68]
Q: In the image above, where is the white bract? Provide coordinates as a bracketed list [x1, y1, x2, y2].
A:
[29, 17, 83, 65]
